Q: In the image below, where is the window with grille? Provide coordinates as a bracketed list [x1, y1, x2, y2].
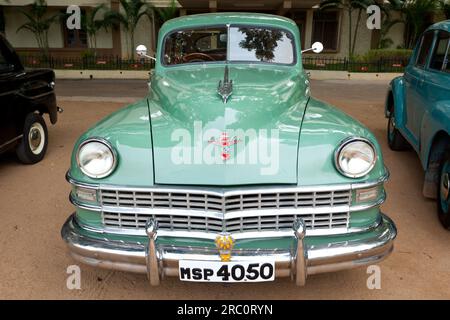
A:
[312, 11, 339, 51]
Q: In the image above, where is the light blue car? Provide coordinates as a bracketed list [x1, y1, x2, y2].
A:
[386, 20, 450, 229]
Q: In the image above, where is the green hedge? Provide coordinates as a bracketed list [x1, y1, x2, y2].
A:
[354, 49, 413, 62]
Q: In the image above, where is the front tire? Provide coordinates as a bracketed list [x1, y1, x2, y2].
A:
[16, 113, 48, 164]
[438, 151, 450, 229]
[387, 111, 409, 151]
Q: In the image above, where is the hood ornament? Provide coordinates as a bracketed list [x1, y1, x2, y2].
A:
[217, 65, 233, 103]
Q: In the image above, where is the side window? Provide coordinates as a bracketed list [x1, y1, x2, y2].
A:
[416, 32, 435, 67]
[195, 33, 226, 52]
[0, 50, 6, 64]
[442, 33, 450, 73]
[429, 31, 450, 71]
[0, 48, 13, 73]
[312, 11, 339, 51]
[445, 51, 450, 73]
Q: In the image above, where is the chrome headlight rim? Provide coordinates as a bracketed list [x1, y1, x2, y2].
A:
[334, 137, 377, 179]
[76, 137, 117, 179]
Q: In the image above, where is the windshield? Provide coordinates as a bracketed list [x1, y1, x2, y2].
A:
[162, 25, 296, 66]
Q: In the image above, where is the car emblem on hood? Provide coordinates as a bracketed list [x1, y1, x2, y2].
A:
[208, 132, 240, 161]
[215, 233, 235, 262]
[217, 65, 233, 103]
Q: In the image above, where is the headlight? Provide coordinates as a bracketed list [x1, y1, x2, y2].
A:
[77, 138, 117, 178]
[335, 138, 376, 178]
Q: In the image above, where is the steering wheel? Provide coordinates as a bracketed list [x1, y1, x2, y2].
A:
[182, 53, 215, 63]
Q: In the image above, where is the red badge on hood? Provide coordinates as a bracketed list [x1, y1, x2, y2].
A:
[208, 132, 240, 161]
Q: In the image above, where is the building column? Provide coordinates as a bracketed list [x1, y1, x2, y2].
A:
[304, 9, 314, 49]
[278, 0, 292, 16]
[209, 0, 217, 12]
[111, 0, 122, 57]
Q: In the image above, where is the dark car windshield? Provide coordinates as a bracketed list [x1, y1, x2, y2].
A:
[162, 26, 296, 66]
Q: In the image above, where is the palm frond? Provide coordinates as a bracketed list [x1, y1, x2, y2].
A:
[319, 0, 344, 10]
[153, 0, 178, 23]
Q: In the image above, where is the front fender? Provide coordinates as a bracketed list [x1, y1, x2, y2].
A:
[420, 100, 450, 169]
[298, 98, 387, 186]
[68, 98, 154, 186]
[386, 76, 407, 130]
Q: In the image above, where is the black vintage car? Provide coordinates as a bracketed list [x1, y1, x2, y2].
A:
[0, 34, 60, 164]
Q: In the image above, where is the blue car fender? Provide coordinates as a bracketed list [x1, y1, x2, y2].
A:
[386, 76, 407, 131]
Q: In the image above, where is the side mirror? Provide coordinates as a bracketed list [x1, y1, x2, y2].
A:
[136, 44, 156, 61]
[311, 42, 324, 53]
[302, 42, 324, 54]
[136, 44, 148, 57]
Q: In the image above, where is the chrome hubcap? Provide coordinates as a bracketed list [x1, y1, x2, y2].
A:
[28, 122, 45, 155]
[441, 172, 450, 201]
[388, 115, 395, 134]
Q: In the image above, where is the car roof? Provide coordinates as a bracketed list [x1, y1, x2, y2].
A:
[159, 12, 298, 35]
[426, 20, 450, 33]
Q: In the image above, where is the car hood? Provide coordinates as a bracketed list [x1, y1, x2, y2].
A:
[148, 65, 309, 186]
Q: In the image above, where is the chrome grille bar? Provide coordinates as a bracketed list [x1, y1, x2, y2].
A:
[100, 189, 352, 213]
[99, 187, 352, 234]
[102, 211, 350, 233]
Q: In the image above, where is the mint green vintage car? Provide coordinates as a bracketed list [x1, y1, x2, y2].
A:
[61, 13, 397, 285]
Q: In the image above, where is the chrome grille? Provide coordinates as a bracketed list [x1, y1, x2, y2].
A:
[99, 187, 352, 233]
[102, 211, 350, 232]
[100, 189, 352, 213]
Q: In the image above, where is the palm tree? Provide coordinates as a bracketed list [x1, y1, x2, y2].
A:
[82, 4, 108, 56]
[382, 0, 439, 49]
[0, 6, 5, 35]
[1, 0, 10, 35]
[152, 0, 179, 24]
[103, 0, 153, 58]
[439, 0, 450, 18]
[148, 0, 179, 53]
[320, 0, 376, 59]
[16, 0, 60, 57]
[373, 0, 402, 49]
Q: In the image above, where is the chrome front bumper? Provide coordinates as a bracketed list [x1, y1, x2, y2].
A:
[61, 213, 397, 286]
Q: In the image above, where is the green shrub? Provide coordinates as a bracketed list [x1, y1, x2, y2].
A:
[81, 50, 95, 59]
[361, 49, 413, 61]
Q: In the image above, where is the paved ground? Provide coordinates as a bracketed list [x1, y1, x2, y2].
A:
[0, 79, 449, 299]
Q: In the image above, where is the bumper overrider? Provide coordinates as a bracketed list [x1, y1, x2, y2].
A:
[61, 212, 396, 286]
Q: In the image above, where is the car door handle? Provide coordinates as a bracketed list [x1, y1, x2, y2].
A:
[419, 78, 425, 86]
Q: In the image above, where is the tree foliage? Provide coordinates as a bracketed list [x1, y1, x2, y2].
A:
[82, 4, 108, 55]
[320, 0, 376, 59]
[439, 0, 450, 18]
[103, 0, 153, 58]
[382, 0, 439, 49]
[237, 28, 283, 62]
[152, 0, 178, 24]
[16, 0, 60, 57]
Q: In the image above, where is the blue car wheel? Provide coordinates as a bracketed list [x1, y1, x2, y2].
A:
[438, 153, 450, 229]
[387, 108, 409, 151]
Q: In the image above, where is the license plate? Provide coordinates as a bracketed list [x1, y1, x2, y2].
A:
[178, 260, 275, 282]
